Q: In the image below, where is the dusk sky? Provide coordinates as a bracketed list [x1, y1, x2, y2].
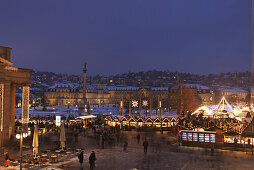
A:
[0, 0, 251, 76]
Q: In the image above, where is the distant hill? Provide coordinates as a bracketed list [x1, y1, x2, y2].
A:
[31, 70, 250, 90]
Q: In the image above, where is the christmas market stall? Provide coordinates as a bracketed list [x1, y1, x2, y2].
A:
[180, 129, 216, 147]
[241, 119, 254, 147]
[223, 131, 241, 146]
[121, 116, 129, 127]
[145, 117, 153, 127]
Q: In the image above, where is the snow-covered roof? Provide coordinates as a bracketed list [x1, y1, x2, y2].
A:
[49, 83, 168, 91]
[171, 84, 210, 90]
[87, 84, 168, 91]
[16, 93, 38, 98]
[221, 88, 248, 93]
[48, 83, 82, 89]
[30, 87, 44, 92]
[105, 86, 139, 91]
[151, 87, 168, 91]
[185, 84, 209, 90]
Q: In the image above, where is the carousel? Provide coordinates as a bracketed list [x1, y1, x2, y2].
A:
[192, 96, 253, 122]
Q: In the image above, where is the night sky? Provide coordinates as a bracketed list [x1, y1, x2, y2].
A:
[0, 0, 251, 76]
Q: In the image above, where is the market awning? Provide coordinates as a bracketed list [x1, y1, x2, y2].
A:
[77, 115, 97, 120]
[223, 131, 240, 136]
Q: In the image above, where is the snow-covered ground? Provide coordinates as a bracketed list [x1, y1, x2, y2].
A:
[15, 106, 81, 118]
[15, 105, 178, 118]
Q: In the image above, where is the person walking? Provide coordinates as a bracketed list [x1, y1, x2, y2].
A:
[137, 134, 140, 144]
[89, 151, 96, 170]
[178, 134, 181, 146]
[78, 151, 84, 169]
[143, 139, 149, 153]
[123, 140, 128, 151]
[234, 137, 238, 150]
[5, 152, 10, 167]
[102, 135, 105, 149]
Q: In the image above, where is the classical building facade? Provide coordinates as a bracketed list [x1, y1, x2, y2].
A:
[44, 63, 169, 116]
[44, 84, 169, 111]
[219, 88, 248, 104]
[170, 84, 215, 106]
[0, 46, 33, 146]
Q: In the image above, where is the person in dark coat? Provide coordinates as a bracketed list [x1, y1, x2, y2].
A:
[102, 135, 105, 149]
[143, 139, 149, 153]
[234, 137, 238, 149]
[5, 152, 10, 167]
[78, 151, 84, 169]
[89, 151, 96, 170]
[137, 134, 140, 144]
[123, 141, 128, 151]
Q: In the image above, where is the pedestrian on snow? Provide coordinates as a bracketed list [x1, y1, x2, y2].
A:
[143, 139, 149, 153]
[102, 135, 105, 149]
[248, 138, 251, 146]
[78, 151, 84, 169]
[75, 132, 79, 142]
[211, 144, 214, 156]
[234, 137, 238, 149]
[5, 152, 10, 167]
[137, 134, 140, 144]
[89, 151, 96, 170]
[178, 134, 181, 146]
[123, 140, 128, 151]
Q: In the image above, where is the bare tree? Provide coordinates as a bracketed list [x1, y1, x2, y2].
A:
[169, 86, 201, 116]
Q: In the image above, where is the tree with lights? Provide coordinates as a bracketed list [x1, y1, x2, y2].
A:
[169, 85, 201, 117]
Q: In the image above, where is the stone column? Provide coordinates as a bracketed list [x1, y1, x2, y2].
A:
[129, 100, 131, 116]
[157, 96, 162, 117]
[120, 100, 123, 116]
[22, 84, 30, 134]
[150, 99, 153, 117]
[9, 83, 17, 138]
[159, 100, 162, 117]
[139, 98, 142, 117]
[0, 81, 13, 146]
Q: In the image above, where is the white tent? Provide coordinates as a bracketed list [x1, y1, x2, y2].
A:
[77, 115, 97, 119]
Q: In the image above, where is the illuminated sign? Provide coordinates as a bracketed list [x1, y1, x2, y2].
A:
[56, 116, 61, 126]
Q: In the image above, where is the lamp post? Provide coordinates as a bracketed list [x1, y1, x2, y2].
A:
[20, 127, 23, 170]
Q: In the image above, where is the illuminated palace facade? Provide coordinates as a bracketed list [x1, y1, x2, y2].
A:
[44, 82, 169, 110]
[44, 63, 216, 111]
[44, 63, 169, 111]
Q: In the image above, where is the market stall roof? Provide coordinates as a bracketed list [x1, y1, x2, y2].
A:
[145, 117, 153, 122]
[163, 117, 170, 122]
[205, 126, 222, 131]
[137, 117, 144, 122]
[223, 131, 240, 136]
[77, 115, 97, 120]
[242, 118, 254, 137]
[242, 132, 254, 137]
